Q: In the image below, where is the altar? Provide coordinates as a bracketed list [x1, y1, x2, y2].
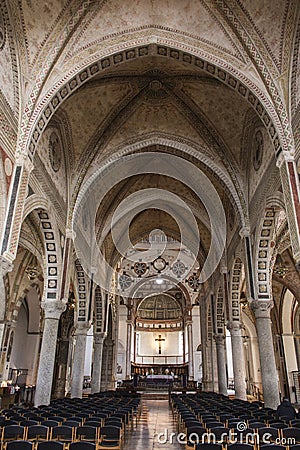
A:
[146, 374, 173, 385]
[146, 374, 173, 380]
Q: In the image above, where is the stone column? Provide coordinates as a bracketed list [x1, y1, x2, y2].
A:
[125, 321, 132, 379]
[228, 321, 247, 400]
[71, 322, 90, 398]
[251, 300, 280, 409]
[187, 321, 194, 379]
[91, 332, 106, 394]
[35, 300, 66, 406]
[214, 334, 227, 395]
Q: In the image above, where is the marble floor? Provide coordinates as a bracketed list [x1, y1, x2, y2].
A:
[123, 398, 182, 449]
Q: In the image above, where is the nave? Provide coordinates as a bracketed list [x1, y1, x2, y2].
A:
[123, 399, 182, 450]
[1, 390, 300, 449]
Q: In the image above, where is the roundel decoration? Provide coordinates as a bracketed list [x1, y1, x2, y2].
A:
[133, 261, 147, 277]
[187, 274, 201, 291]
[171, 260, 186, 278]
[152, 257, 167, 272]
[118, 273, 133, 291]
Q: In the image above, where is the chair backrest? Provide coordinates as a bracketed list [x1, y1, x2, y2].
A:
[48, 416, 65, 423]
[27, 425, 49, 440]
[76, 425, 98, 440]
[195, 444, 223, 450]
[70, 443, 96, 450]
[40, 420, 59, 427]
[268, 422, 286, 429]
[227, 444, 254, 450]
[64, 420, 82, 427]
[37, 442, 65, 450]
[282, 427, 300, 441]
[257, 426, 280, 441]
[21, 420, 39, 427]
[100, 425, 121, 439]
[3, 425, 25, 439]
[51, 425, 73, 440]
[6, 441, 33, 450]
[259, 445, 286, 450]
[85, 420, 102, 427]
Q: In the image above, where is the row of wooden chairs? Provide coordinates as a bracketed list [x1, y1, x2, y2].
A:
[2, 442, 96, 450]
[0, 424, 124, 450]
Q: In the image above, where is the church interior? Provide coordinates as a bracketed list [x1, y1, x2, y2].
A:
[0, 0, 300, 448]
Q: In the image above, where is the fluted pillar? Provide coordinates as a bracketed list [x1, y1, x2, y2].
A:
[35, 300, 66, 406]
[228, 321, 247, 400]
[187, 321, 194, 379]
[71, 322, 90, 398]
[214, 334, 227, 395]
[91, 332, 106, 394]
[251, 300, 280, 409]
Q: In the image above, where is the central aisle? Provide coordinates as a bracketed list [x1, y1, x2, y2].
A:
[124, 398, 182, 449]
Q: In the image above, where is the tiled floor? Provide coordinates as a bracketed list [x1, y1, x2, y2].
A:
[124, 399, 182, 449]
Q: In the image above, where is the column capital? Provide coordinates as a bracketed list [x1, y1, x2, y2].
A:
[15, 154, 34, 173]
[0, 256, 13, 276]
[251, 300, 273, 318]
[276, 151, 294, 168]
[239, 227, 250, 238]
[227, 320, 243, 334]
[41, 299, 67, 319]
[74, 321, 91, 335]
[94, 332, 107, 344]
[214, 334, 225, 344]
[65, 229, 74, 239]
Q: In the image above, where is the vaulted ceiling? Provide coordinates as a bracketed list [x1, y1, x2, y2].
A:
[0, 0, 299, 291]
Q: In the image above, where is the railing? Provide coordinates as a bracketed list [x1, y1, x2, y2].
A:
[134, 356, 184, 365]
